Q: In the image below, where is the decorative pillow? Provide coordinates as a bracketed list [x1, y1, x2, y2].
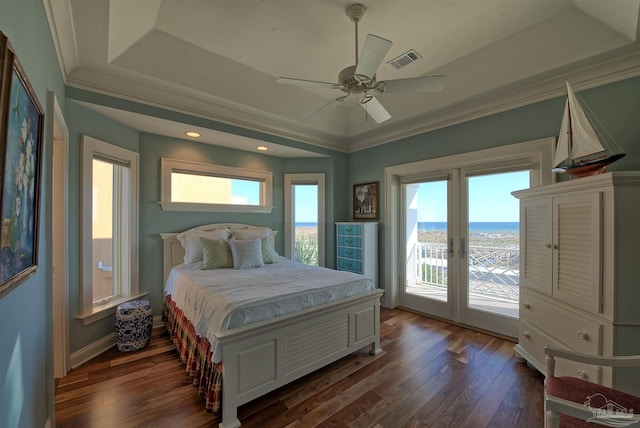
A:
[261, 237, 280, 264]
[231, 227, 272, 240]
[229, 238, 264, 269]
[177, 228, 230, 264]
[200, 238, 233, 269]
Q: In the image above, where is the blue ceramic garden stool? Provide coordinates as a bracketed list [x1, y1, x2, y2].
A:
[115, 299, 152, 352]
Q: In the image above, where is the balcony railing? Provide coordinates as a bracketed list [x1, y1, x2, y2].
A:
[415, 242, 520, 302]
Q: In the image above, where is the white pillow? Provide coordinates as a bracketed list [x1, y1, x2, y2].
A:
[177, 228, 230, 264]
[232, 227, 272, 240]
[229, 238, 264, 269]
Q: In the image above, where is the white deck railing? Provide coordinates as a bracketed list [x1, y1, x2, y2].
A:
[416, 242, 520, 302]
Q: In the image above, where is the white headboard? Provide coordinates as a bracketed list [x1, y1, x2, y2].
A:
[160, 223, 277, 284]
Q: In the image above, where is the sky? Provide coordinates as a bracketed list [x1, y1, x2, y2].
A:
[417, 170, 529, 222]
[232, 170, 529, 224]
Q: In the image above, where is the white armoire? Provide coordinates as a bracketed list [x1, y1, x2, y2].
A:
[512, 172, 640, 395]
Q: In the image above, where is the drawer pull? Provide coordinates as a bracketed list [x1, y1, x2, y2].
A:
[576, 369, 588, 380]
[545, 243, 552, 249]
[577, 331, 589, 341]
[345, 263, 352, 267]
[522, 303, 531, 310]
[346, 239, 353, 244]
[521, 331, 530, 339]
[345, 228, 353, 232]
[346, 251, 353, 255]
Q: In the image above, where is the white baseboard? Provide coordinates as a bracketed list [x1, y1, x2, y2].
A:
[69, 316, 165, 369]
[70, 333, 116, 369]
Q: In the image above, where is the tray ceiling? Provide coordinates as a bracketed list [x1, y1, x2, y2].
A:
[46, 0, 640, 153]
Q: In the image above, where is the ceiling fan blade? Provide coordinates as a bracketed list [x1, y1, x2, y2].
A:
[306, 96, 347, 121]
[360, 96, 391, 124]
[354, 34, 393, 82]
[377, 75, 446, 94]
[277, 77, 337, 88]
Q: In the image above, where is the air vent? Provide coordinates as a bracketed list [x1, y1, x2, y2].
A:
[387, 50, 422, 70]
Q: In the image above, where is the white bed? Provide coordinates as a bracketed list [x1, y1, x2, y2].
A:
[161, 224, 383, 428]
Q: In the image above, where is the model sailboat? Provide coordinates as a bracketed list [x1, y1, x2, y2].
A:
[552, 80, 625, 177]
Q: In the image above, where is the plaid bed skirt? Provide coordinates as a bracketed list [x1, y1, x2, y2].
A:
[163, 295, 223, 412]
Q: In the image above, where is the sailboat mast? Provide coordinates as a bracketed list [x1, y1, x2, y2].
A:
[567, 96, 573, 165]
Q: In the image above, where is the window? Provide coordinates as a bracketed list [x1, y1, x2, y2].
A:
[160, 158, 273, 213]
[284, 174, 325, 266]
[79, 135, 140, 324]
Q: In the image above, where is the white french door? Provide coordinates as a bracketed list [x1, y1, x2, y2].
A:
[399, 167, 530, 338]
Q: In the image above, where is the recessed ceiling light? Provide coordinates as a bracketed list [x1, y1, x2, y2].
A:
[185, 131, 201, 138]
[256, 146, 268, 151]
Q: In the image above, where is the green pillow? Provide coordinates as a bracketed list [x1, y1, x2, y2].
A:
[200, 237, 233, 269]
[261, 237, 279, 264]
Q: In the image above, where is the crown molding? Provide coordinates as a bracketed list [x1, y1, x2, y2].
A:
[43, 0, 78, 83]
[347, 50, 640, 152]
[65, 47, 640, 155]
[66, 66, 351, 153]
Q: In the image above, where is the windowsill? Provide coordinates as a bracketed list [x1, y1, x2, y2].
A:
[158, 201, 274, 213]
[75, 292, 149, 326]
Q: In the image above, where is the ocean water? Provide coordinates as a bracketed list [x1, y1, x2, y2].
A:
[296, 222, 319, 228]
[418, 222, 519, 232]
[297, 222, 519, 232]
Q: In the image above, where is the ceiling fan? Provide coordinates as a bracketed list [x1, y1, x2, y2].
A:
[277, 3, 446, 124]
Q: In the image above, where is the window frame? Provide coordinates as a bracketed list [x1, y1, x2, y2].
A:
[384, 137, 556, 309]
[284, 173, 326, 267]
[78, 135, 142, 325]
[159, 158, 273, 213]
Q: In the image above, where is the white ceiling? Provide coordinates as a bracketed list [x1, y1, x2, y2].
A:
[46, 0, 640, 155]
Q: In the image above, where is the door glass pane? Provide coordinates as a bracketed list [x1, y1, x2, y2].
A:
[293, 184, 318, 265]
[405, 181, 448, 302]
[466, 171, 529, 318]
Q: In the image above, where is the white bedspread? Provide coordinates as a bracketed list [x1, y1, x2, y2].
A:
[164, 258, 375, 362]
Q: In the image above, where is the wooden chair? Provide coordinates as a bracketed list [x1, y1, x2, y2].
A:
[544, 346, 640, 427]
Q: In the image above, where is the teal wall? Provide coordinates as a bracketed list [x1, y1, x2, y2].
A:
[61, 100, 346, 351]
[65, 101, 141, 351]
[136, 136, 346, 318]
[138, 133, 287, 314]
[2, 1, 640, 426]
[0, 0, 66, 427]
[347, 77, 640, 289]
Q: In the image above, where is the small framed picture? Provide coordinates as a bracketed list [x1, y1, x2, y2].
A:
[353, 181, 378, 220]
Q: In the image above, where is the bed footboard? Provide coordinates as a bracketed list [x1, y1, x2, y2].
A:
[217, 289, 383, 428]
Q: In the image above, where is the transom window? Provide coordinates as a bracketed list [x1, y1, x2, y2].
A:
[160, 158, 273, 213]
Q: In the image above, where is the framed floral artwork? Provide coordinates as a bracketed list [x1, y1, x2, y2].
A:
[353, 181, 378, 220]
[0, 32, 44, 299]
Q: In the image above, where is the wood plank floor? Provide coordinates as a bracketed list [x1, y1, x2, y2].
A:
[55, 308, 544, 428]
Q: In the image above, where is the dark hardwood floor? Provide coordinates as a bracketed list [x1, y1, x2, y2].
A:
[55, 308, 544, 428]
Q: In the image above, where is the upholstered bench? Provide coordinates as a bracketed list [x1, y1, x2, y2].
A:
[114, 299, 152, 352]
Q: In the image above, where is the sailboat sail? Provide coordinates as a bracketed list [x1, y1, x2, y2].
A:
[553, 99, 570, 167]
[554, 81, 606, 167]
[552, 80, 625, 177]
